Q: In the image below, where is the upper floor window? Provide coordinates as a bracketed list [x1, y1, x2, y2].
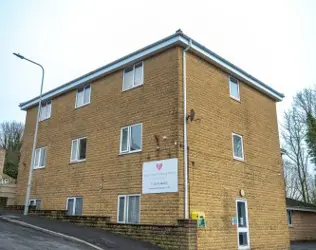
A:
[76, 85, 91, 108]
[122, 62, 144, 91]
[229, 76, 240, 101]
[232, 133, 244, 161]
[120, 123, 142, 154]
[117, 194, 140, 224]
[70, 137, 87, 162]
[33, 147, 46, 169]
[39, 101, 52, 121]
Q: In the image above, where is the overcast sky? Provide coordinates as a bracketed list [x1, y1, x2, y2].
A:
[1, 0, 315, 125]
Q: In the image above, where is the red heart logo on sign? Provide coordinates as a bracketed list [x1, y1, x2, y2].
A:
[156, 163, 163, 171]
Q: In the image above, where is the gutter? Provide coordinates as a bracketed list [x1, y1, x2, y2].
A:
[183, 38, 192, 220]
[287, 207, 316, 213]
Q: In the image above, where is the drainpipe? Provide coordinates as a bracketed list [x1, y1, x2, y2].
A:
[183, 39, 192, 219]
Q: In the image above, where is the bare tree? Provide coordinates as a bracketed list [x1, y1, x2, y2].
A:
[0, 121, 24, 178]
[283, 159, 301, 200]
[282, 108, 310, 203]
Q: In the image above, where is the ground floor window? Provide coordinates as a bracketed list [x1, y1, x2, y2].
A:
[287, 210, 292, 226]
[117, 194, 140, 224]
[66, 197, 83, 216]
[29, 199, 41, 210]
[236, 199, 250, 249]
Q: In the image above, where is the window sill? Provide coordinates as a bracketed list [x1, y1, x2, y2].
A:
[33, 166, 46, 170]
[39, 117, 51, 122]
[69, 159, 86, 165]
[75, 102, 90, 110]
[122, 83, 143, 93]
[288, 225, 294, 228]
[230, 96, 241, 103]
[233, 157, 245, 162]
[118, 150, 142, 156]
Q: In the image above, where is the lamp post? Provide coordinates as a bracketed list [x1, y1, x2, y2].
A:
[13, 53, 45, 215]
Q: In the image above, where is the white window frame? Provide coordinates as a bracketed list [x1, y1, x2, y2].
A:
[33, 147, 47, 169]
[75, 85, 91, 108]
[66, 197, 83, 216]
[29, 199, 41, 209]
[117, 194, 141, 224]
[122, 62, 144, 91]
[4, 179, 9, 184]
[39, 100, 52, 121]
[236, 199, 250, 250]
[287, 209, 293, 226]
[232, 133, 244, 161]
[119, 123, 142, 154]
[229, 76, 240, 101]
[70, 137, 87, 163]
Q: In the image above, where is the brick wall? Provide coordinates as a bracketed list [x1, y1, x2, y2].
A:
[289, 210, 316, 241]
[16, 47, 183, 224]
[185, 52, 290, 249]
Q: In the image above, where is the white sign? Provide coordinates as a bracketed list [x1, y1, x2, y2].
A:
[142, 158, 178, 194]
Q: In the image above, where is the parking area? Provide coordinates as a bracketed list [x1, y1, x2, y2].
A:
[291, 242, 316, 250]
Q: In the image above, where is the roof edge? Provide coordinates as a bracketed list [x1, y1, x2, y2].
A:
[20, 32, 284, 110]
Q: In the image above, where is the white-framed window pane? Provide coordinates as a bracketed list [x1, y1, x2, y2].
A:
[75, 198, 83, 216]
[130, 125, 141, 151]
[127, 196, 140, 224]
[35, 200, 41, 210]
[238, 232, 248, 246]
[33, 149, 40, 168]
[123, 67, 134, 90]
[29, 200, 36, 206]
[47, 101, 52, 118]
[83, 86, 90, 104]
[76, 89, 84, 107]
[121, 128, 128, 152]
[67, 199, 74, 215]
[237, 201, 247, 228]
[79, 138, 87, 160]
[230, 77, 239, 99]
[118, 196, 125, 222]
[39, 148, 46, 167]
[134, 63, 143, 86]
[287, 210, 292, 225]
[233, 134, 243, 159]
[71, 140, 78, 162]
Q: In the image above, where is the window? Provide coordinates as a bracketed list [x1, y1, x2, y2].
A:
[39, 101, 52, 121]
[236, 200, 250, 249]
[70, 137, 87, 162]
[229, 76, 240, 101]
[66, 197, 83, 216]
[33, 147, 47, 169]
[76, 85, 91, 108]
[120, 123, 142, 154]
[29, 199, 41, 210]
[232, 133, 244, 161]
[117, 195, 140, 224]
[4, 179, 9, 184]
[122, 62, 144, 91]
[287, 210, 292, 226]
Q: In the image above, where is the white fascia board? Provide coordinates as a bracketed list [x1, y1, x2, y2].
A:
[178, 36, 283, 102]
[287, 207, 316, 213]
[20, 36, 182, 110]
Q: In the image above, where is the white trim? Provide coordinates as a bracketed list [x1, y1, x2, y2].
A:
[119, 123, 142, 154]
[39, 100, 52, 122]
[287, 210, 293, 226]
[287, 207, 316, 213]
[33, 147, 47, 169]
[229, 76, 240, 102]
[232, 133, 244, 161]
[75, 85, 91, 108]
[236, 199, 250, 250]
[70, 137, 87, 163]
[117, 194, 141, 224]
[20, 33, 283, 110]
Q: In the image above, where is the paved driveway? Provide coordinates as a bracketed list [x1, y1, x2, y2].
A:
[0, 220, 94, 250]
[291, 242, 316, 250]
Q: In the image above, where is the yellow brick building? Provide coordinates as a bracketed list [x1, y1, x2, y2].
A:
[16, 30, 289, 249]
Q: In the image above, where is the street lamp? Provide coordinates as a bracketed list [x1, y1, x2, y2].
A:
[13, 53, 45, 215]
